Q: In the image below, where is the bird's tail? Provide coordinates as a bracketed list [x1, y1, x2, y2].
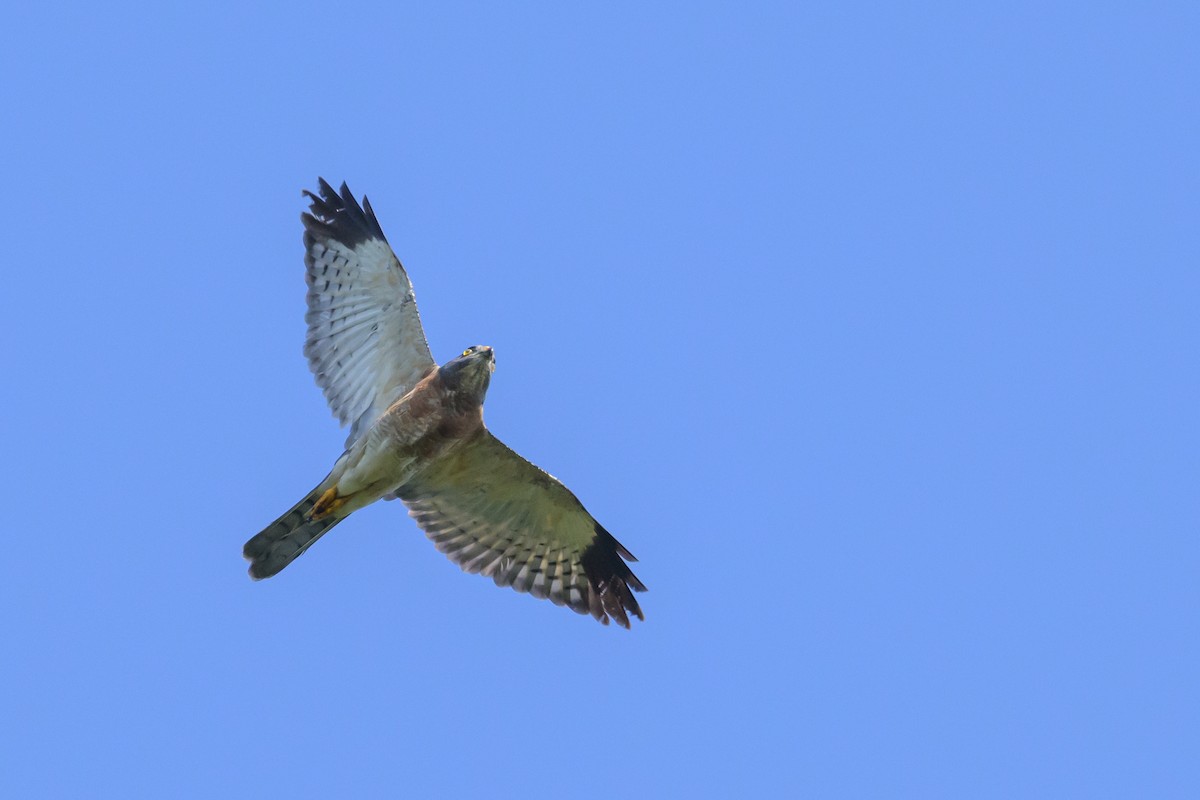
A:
[243, 483, 345, 579]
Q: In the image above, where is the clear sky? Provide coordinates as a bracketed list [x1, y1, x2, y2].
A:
[2, 3, 1196, 797]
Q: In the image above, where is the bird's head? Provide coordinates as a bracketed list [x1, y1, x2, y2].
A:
[439, 345, 495, 403]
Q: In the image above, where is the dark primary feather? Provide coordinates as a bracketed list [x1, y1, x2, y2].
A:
[580, 524, 647, 628]
[301, 178, 387, 249]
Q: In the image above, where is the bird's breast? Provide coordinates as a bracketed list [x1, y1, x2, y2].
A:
[374, 379, 484, 463]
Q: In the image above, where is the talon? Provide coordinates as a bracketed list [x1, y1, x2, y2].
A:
[311, 487, 346, 519]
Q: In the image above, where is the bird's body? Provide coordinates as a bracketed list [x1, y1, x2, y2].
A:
[244, 180, 646, 627]
[322, 358, 486, 519]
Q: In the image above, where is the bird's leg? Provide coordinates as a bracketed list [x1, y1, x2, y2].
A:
[310, 486, 347, 519]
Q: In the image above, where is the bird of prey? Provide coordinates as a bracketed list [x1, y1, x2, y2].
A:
[244, 179, 646, 627]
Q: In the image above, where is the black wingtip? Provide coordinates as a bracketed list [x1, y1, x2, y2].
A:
[301, 177, 388, 249]
[582, 523, 646, 628]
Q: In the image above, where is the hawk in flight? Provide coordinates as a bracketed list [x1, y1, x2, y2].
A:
[244, 180, 646, 627]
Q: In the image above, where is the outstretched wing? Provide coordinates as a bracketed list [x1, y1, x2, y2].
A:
[302, 179, 437, 446]
[395, 431, 647, 627]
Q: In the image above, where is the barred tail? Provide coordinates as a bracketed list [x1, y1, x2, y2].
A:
[243, 484, 343, 580]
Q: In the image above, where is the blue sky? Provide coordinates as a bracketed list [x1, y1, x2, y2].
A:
[2, 2, 1196, 797]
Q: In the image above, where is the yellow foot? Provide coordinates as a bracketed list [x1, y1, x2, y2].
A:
[310, 486, 348, 519]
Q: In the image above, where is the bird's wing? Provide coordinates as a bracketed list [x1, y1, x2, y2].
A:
[395, 431, 646, 627]
[302, 179, 437, 447]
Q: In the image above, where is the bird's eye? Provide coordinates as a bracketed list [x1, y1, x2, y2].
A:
[461, 349, 472, 357]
